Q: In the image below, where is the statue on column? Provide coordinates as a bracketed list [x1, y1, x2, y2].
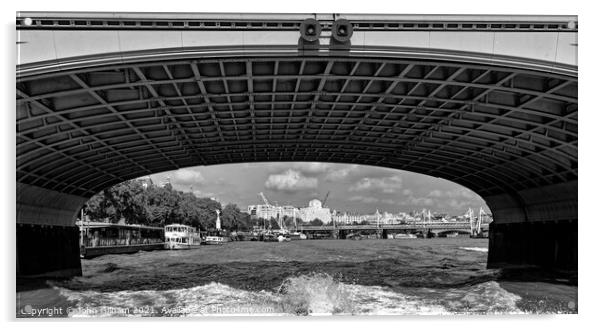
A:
[215, 209, 221, 230]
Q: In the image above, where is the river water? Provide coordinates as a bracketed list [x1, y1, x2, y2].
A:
[16, 238, 577, 317]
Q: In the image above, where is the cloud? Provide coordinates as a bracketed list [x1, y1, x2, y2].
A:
[349, 196, 379, 204]
[325, 165, 360, 181]
[292, 162, 332, 174]
[265, 169, 318, 192]
[445, 187, 479, 199]
[427, 190, 443, 197]
[448, 199, 469, 210]
[408, 196, 435, 207]
[348, 196, 399, 205]
[349, 175, 403, 193]
[172, 168, 205, 184]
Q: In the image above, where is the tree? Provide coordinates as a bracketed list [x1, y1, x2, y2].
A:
[268, 217, 280, 230]
[309, 218, 324, 226]
[84, 179, 251, 230]
[282, 215, 300, 229]
[221, 203, 253, 230]
[85, 180, 147, 224]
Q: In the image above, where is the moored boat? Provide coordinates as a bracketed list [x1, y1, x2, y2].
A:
[205, 236, 228, 245]
[289, 232, 307, 240]
[204, 230, 229, 245]
[394, 233, 417, 239]
[164, 224, 202, 250]
[78, 221, 164, 258]
[277, 232, 291, 242]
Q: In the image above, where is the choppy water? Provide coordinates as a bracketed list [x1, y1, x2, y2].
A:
[16, 238, 577, 317]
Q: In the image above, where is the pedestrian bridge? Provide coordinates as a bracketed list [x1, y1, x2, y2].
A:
[16, 12, 577, 277]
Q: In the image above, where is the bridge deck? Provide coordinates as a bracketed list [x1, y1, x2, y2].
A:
[299, 222, 489, 231]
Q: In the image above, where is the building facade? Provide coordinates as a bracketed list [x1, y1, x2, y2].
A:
[299, 199, 332, 224]
[247, 204, 299, 220]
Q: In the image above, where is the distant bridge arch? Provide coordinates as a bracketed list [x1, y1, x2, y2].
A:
[16, 12, 577, 277]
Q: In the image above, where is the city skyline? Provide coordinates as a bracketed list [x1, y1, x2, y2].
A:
[148, 162, 490, 215]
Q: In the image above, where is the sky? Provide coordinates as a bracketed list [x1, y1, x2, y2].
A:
[148, 162, 489, 216]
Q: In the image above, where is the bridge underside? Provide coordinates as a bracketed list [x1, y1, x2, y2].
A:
[17, 54, 577, 276]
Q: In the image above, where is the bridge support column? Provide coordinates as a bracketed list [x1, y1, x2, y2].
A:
[332, 229, 339, 239]
[381, 229, 388, 239]
[484, 181, 577, 270]
[17, 183, 87, 278]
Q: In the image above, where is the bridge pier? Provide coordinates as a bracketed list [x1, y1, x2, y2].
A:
[16, 183, 86, 278]
[485, 181, 577, 270]
[487, 220, 577, 269]
[332, 229, 339, 239]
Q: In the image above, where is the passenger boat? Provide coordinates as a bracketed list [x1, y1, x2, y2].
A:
[289, 232, 307, 240]
[394, 233, 418, 239]
[77, 221, 164, 258]
[204, 230, 229, 245]
[164, 224, 202, 249]
[262, 232, 279, 242]
[346, 232, 363, 240]
[277, 232, 291, 242]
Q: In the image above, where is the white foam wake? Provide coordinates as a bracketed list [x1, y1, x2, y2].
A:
[460, 247, 489, 253]
[57, 273, 521, 317]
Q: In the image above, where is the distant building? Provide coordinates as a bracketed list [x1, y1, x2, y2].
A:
[332, 211, 362, 225]
[247, 204, 299, 220]
[135, 176, 154, 189]
[160, 176, 172, 188]
[332, 210, 411, 225]
[299, 199, 331, 224]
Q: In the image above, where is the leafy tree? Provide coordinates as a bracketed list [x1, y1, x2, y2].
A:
[84, 179, 246, 230]
[268, 217, 280, 230]
[309, 218, 324, 226]
[282, 215, 300, 229]
[221, 203, 253, 230]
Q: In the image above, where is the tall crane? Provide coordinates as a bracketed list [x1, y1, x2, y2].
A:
[258, 192, 287, 232]
[321, 191, 330, 207]
[258, 192, 271, 206]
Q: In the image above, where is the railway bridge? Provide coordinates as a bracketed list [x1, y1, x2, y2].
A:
[16, 12, 577, 277]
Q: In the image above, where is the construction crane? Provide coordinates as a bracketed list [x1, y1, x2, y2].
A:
[258, 192, 287, 232]
[321, 191, 330, 207]
[258, 192, 271, 206]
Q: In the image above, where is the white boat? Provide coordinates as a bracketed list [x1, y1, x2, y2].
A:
[164, 224, 202, 249]
[205, 236, 228, 245]
[277, 232, 291, 242]
[289, 232, 307, 240]
[394, 233, 417, 239]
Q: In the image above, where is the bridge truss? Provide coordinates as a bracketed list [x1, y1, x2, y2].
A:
[17, 56, 577, 199]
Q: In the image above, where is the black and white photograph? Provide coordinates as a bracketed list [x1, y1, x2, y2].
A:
[5, 0, 594, 325]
